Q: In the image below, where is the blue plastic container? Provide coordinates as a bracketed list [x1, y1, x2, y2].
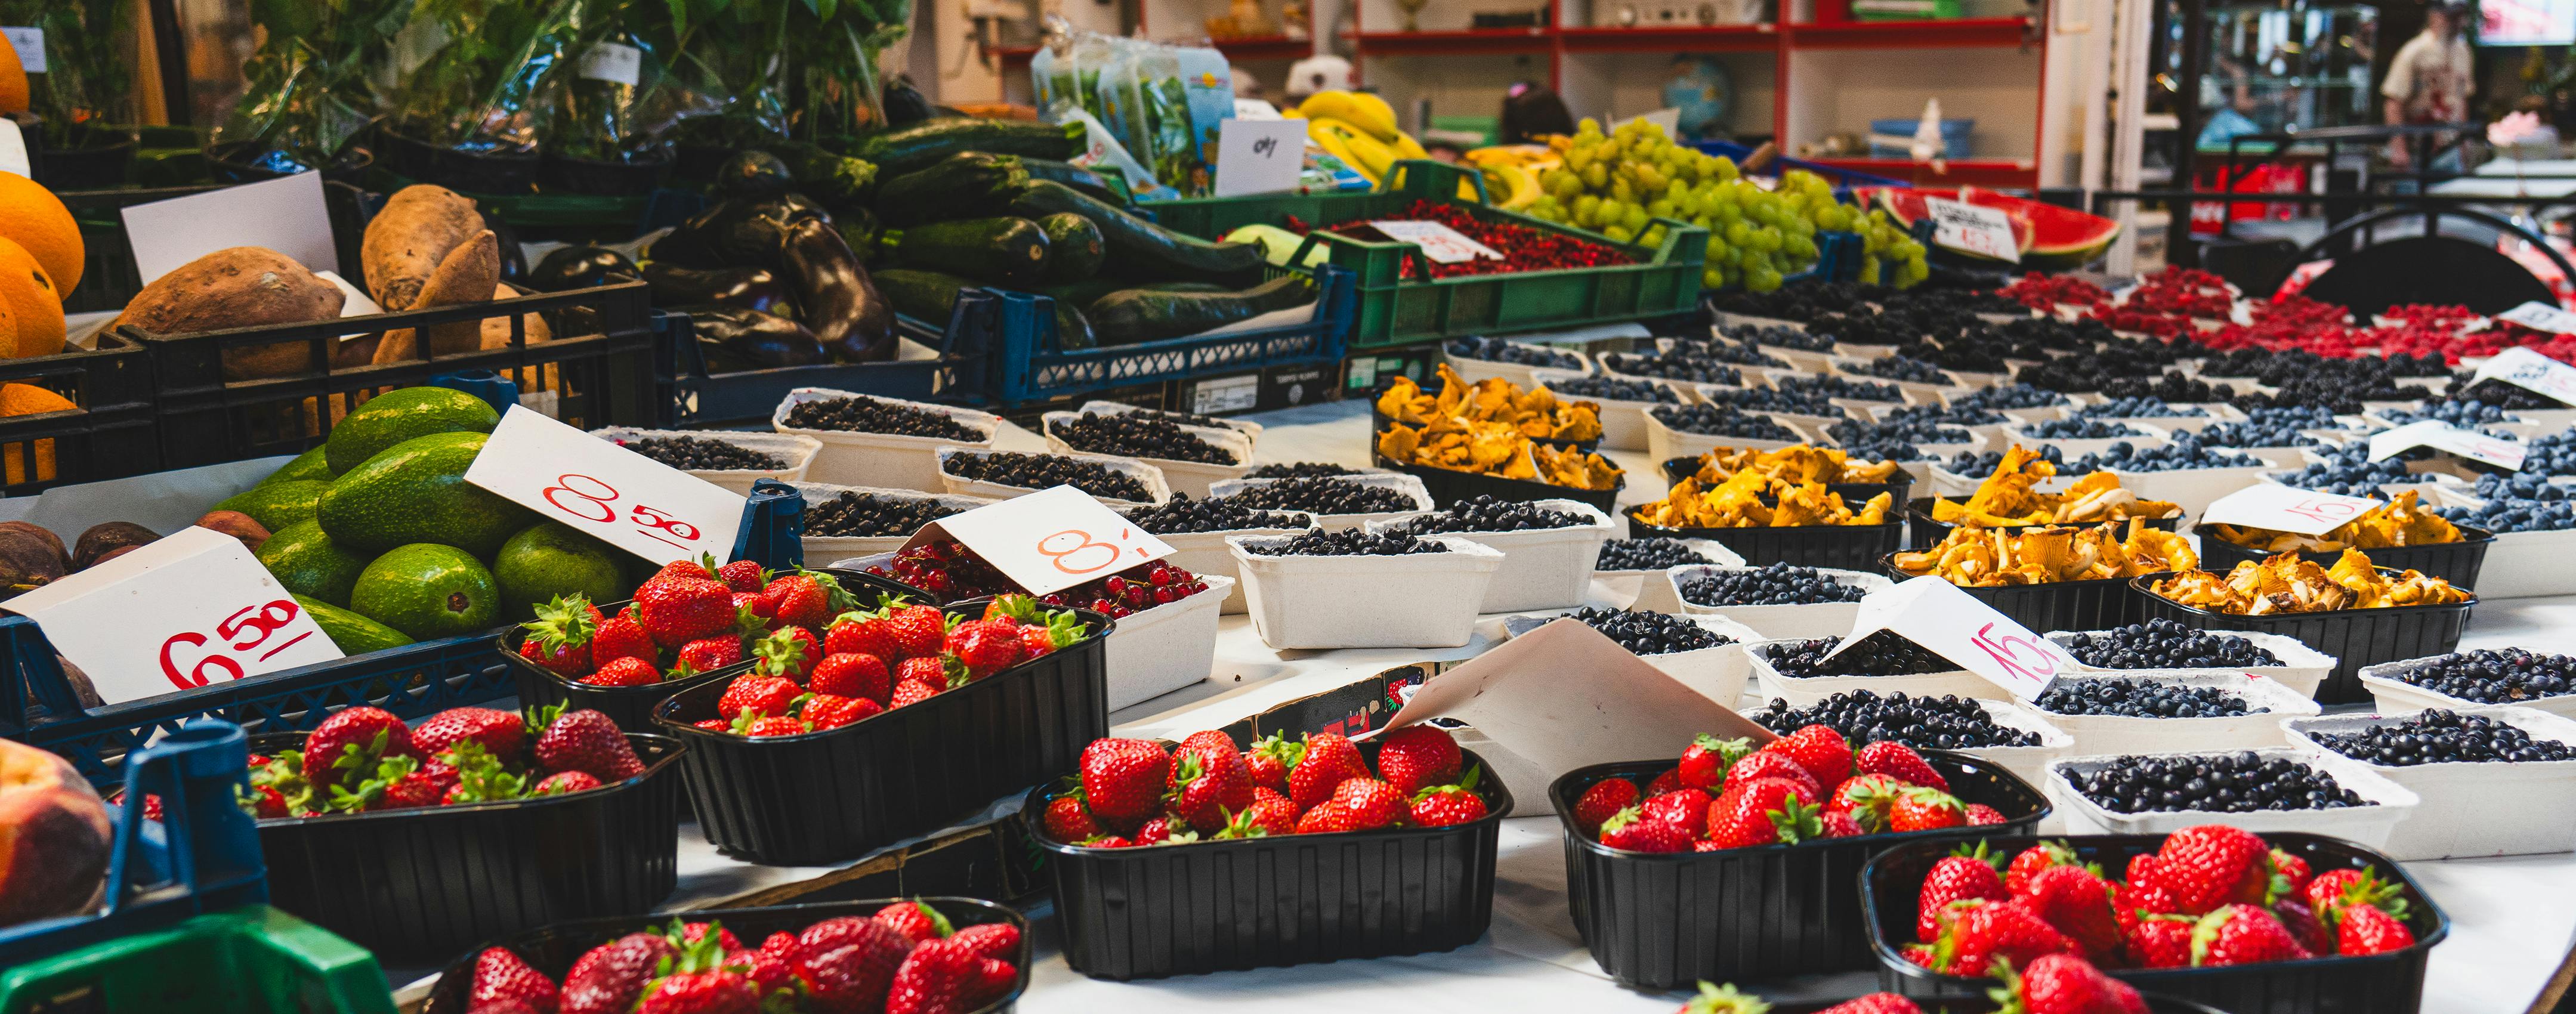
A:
[651, 308, 980, 427]
[984, 265, 1354, 409]
[1868, 119, 1975, 160]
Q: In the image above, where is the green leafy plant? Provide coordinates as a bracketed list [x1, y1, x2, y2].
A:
[211, 0, 413, 171]
[0, 0, 134, 145]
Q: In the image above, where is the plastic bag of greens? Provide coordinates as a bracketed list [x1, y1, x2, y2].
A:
[387, 0, 586, 157]
[1133, 46, 1201, 195]
[0, 0, 132, 148]
[784, 0, 909, 144]
[541, 0, 677, 167]
[209, 0, 407, 174]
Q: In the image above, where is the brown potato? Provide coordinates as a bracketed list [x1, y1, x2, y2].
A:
[112, 248, 345, 381]
[194, 511, 271, 554]
[0, 521, 69, 574]
[362, 184, 484, 311]
[72, 522, 157, 570]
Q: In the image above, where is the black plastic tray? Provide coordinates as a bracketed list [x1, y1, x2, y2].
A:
[2190, 523, 2495, 591]
[249, 729, 685, 960]
[1879, 554, 2143, 632]
[1031, 741, 1511, 980]
[1906, 497, 2185, 551]
[415, 897, 1031, 1014]
[2133, 570, 2475, 703]
[1627, 512, 1902, 570]
[1771, 996, 2228, 1014]
[657, 599, 1113, 865]
[1861, 832, 2449, 1014]
[1376, 450, 1625, 515]
[1553, 752, 2048, 988]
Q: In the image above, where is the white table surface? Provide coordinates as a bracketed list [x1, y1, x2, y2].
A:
[400, 397, 2576, 1012]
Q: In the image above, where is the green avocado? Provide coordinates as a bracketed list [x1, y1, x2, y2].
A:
[294, 593, 415, 656]
[347, 544, 501, 640]
[257, 520, 371, 605]
[317, 431, 533, 557]
[215, 479, 327, 533]
[493, 521, 631, 620]
[323, 387, 500, 475]
[260, 446, 335, 486]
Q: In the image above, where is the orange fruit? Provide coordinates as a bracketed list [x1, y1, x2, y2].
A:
[0, 172, 79, 296]
[0, 383, 70, 483]
[0, 236, 60, 358]
[0, 41, 23, 115]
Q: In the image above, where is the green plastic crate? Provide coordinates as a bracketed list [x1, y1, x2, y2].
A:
[1149, 160, 1706, 349]
[0, 907, 397, 1014]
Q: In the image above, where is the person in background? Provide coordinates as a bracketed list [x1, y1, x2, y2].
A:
[2381, 1, 2474, 169]
[1499, 83, 1574, 144]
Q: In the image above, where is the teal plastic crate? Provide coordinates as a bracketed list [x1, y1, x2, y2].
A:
[1147, 160, 1706, 349]
[0, 907, 397, 1014]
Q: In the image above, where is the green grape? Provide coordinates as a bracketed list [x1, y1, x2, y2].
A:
[1641, 225, 1667, 248]
[1891, 237, 1925, 261]
[1781, 191, 1808, 214]
[1786, 215, 1817, 239]
[1564, 147, 1594, 173]
[1701, 265, 1728, 290]
[1646, 198, 1676, 220]
[1623, 205, 1650, 234]
[1747, 266, 1783, 292]
[1858, 255, 1882, 285]
[1753, 224, 1783, 253]
[1725, 221, 1755, 247]
[1598, 199, 1629, 227]
[1581, 162, 1609, 190]
[1713, 156, 1740, 181]
[1610, 177, 1636, 205]
[1604, 224, 1633, 243]
[1812, 205, 1848, 232]
[1571, 194, 1602, 227]
[1783, 232, 1818, 261]
[1691, 214, 1713, 230]
[1634, 165, 1666, 195]
[1545, 168, 1582, 199]
[1577, 117, 1603, 137]
[1704, 235, 1731, 261]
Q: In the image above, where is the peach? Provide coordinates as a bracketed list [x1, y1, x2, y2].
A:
[0, 738, 110, 927]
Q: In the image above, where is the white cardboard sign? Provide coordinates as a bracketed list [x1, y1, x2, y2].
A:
[909, 484, 1173, 596]
[2198, 484, 2383, 537]
[465, 406, 746, 564]
[2, 27, 41, 73]
[2472, 345, 2576, 406]
[1369, 220, 1503, 264]
[2497, 301, 2576, 335]
[0, 119, 24, 178]
[1823, 576, 2070, 700]
[2367, 419, 2526, 471]
[5, 527, 342, 705]
[1923, 196, 2021, 264]
[121, 172, 339, 285]
[577, 41, 643, 86]
[1212, 118, 1306, 197]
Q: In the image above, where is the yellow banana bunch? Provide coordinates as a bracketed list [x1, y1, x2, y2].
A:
[1298, 90, 1401, 142]
[1479, 164, 1542, 210]
[1464, 144, 1562, 173]
[1308, 118, 1396, 184]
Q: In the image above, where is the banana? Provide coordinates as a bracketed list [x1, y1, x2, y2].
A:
[1390, 131, 1430, 162]
[1491, 165, 1541, 209]
[1298, 91, 1401, 143]
[1306, 118, 1379, 185]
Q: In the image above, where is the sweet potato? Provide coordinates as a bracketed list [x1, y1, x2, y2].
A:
[373, 230, 501, 363]
[113, 248, 345, 380]
[479, 283, 552, 350]
[363, 184, 485, 311]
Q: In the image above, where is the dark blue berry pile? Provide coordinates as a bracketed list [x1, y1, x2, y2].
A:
[1246, 529, 1448, 557]
[1544, 373, 1682, 403]
[2077, 397, 2206, 419]
[1599, 348, 1746, 385]
[2071, 752, 2365, 813]
[2195, 418, 2325, 449]
[1217, 478, 1419, 515]
[2308, 709, 2576, 765]
[2071, 435, 2261, 472]
[1447, 336, 1583, 369]
[619, 435, 787, 471]
[1123, 493, 1308, 534]
[2445, 378, 2566, 411]
[1244, 461, 1360, 480]
[2437, 496, 2576, 533]
[1772, 374, 1908, 404]
[1678, 561, 1869, 605]
[944, 452, 1150, 501]
[1833, 434, 1932, 462]
[1760, 632, 1954, 677]
[2060, 619, 2282, 668]
[1829, 418, 1970, 449]
[1699, 385, 1847, 418]
[1889, 403, 2010, 426]
[1394, 495, 1590, 533]
[2376, 400, 2521, 429]
[2509, 431, 2576, 476]
[2105, 371, 2234, 404]
[1947, 445, 2066, 475]
[1725, 322, 1836, 351]
[2036, 678, 2263, 718]
[1594, 538, 1716, 570]
[1753, 690, 2043, 749]
[1707, 282, 1881, 323]
[1952, 383, 2074, 412]
[1673, 338, 1789, 368]
[2024, 418, 2150, 440]
[804, 490, 968, 537]
[1857, 355, 1953, 384]
[1051, 412, 1239, 464]
[2267, 442, 2418, 496]
[2387, 648, 2576, 704]
[1651, 404, 1801, 440]
[1562, 607, 1735, 655]
[786, 395, 984, 440]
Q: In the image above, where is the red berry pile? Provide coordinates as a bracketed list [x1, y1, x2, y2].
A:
[1579, 725, 2005, 853]
[867, 537, 1211, 619]
[1675, 953, 2144, 1014]
[693, 594, 1091, 738]
[515, 559, 854, 689]
[1045, 725, 1490, 847]
[1298, 200, 1632, 280]
[217, 704, 644, 819]
[1997, 272, 2110, 311]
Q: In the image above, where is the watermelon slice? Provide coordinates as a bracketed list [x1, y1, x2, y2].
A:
[1864, 186, 2120, 270]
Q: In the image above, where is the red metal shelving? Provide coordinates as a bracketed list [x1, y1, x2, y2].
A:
[1783, 16, 2035, 48]
[1809, 157, 2038, 187]
[1555, 23, 1779, 52]
[1346, 28, 1555, 55]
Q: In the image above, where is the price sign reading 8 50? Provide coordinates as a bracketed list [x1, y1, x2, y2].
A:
[466, 407, 748, 564]
[932, 486, 1176, 596]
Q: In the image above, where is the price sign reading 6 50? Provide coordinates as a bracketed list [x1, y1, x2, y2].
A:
[6, 527, 343, 707]
[161, 598, 317, 690]
[466, 407, 748, 564]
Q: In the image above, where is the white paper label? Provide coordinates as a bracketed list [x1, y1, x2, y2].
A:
[0, 119, 24, 178]
[918, 485, 1173, 596]
[2367, 419, 2527, 471]
[577, 41, 643, 86]
[1212, 118, 1306, 198]
[1924, 196, 2021, 264]
[2, 28, 42, 74]
[2198, 484, 2385, 536]
[122, 172, 339, 285]
[1824, 576, 2070, 700]
[1232, 98, 1283, 120]
[1191, 373, 1259, 415]
[465, 406, 746, 564]
[2497, 301, 2576, 335]
[2471, 345, 2576, 406]
[6, 527, 343, 706]
[1369, 220, 1504, 264]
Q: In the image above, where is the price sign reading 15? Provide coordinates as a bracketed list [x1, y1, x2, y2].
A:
[465, 406, 749, 564]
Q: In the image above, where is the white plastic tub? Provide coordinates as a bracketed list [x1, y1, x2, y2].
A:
[1528, 366, 1679, 452]
[789, 482, 995, 559]
[2041, 747, 2421, 849]
[1595, 537, 1746, 613]
[934, 446, 1170, 508]
[1443, 344, 1593, 389]
[1207, 474, 1434, 533]
[1367, 499, 1613, 613]
[1100, 574, 1235, 711]
[1669, 564, 1892, 639]
[1503, 613, 1764, 706]
[2359, 654, 2576, 721]
[1135, 515, 1316, 614]
[1644, 409, 1815, 463]
[1079, 399, 1264, 440]
[589, 427, 822, 494]
[2028, 672, 2322, 756]
[1040, 410, 1253, 498]
[1226, 534, 1506, 649]
[2047, 628, 2336, 701]
[2282, 706, 2576, 860]
[773, 388, 1000, 491]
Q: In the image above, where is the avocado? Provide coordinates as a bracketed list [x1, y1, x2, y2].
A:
[348, 543, 501, 640]
[493, 521, 631, 620]
[295, 593, 415, 656]
[323, 387, 501, 475]
[215, 479, 326, 533]
[260, 446, 335, 486]
[317, 432, 533, 557]
[257, 520, 371, 605]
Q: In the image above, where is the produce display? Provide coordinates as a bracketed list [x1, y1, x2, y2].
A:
[2019, 418, 2150, 441]
[234, 705, 646, 816]
[1634, 471, 1894, 530]
[2058, 620, 2282, 669]
[1390, 496, 1592, 534]
[2074, 397, 2206, 419]
[1930, 447, 2182, 527]
[2311, 709, 2575, 765]
[2205, 490, 2464, 553]
[1892, 523, 2197, 586]
[1241, 461, 1363, 480]
[1575, 726, 1993, 854]
[2149, 551, 2472, 614]
[1594, 538, 1720, 571]
[1753, 690, 2047, 750]
[1037, 726, 1491, 846]
[464, 906, 1019, 1014]
[1542, 375, 1684, 404]
[1678, 562, 1870, 605]
[1243, 528, 1448, 557]
[1375, 366, 1604, 443]
[1597, 348, 1745, 385]
[940, 450, 1153, 502]
[688, 593, 1094, 735]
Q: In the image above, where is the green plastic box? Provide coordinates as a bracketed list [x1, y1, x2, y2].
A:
[0, 907, 397, 1014]
[1148, 160, 1707, 349]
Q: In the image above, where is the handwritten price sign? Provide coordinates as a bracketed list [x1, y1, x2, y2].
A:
[2368, 419, 2527, 471]
[466, 407, 748, 564]
[2497, 301, 2576, 335]
[2472, 345, 2576, 407]
[1923, 196, 2022, 264]
[1827, 576, 2070, 700]
[7, 527, 343, 706]
[916, 484, 1176, 595]
[1369, 220, 1506, 264]
[2200, 484, 2384, 537]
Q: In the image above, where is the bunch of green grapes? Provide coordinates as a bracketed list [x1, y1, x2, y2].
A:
[1522, 118, 1924, 291]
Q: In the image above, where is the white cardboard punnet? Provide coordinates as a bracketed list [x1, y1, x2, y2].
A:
[792, 483, 996, 559]
[1670, 564, 1892, 639]
[1226, 533, 1505, 650]
[1644, 409, 1814, 463]
[2359, 654, 2576, 720]
[2282, 706, 2576, 860]
[1098, 574, 1233, 710]
[1207, 474, 1432, 532]
[1130, 512, 1315, 614]
[2041, 747, 2421, 849]
[773, 388, 1000, 490]
[1366, 499, 1613, 613]
[1593, 538, 1744, 613]
[2047, 628, 2334, 701]
[1500, 613, 1763, 706]
[589, 427, 822, 495]
[2028, 672, 2321, 755]
[935, 446, 1170, 508]
[1040, 410, 1254, 499]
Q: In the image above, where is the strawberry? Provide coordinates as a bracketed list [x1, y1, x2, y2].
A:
[1327, 777, 1406, 830]
[635, 960, 755, 1014]
[434, 743, 523, 803]
[2334, 901, 2416, 955]
[1935, 899, 2073, 977]
[826, 608, 907, 661]
[1828, 772, 1904, 833]
[303, 707, 419, 790]
[802, 694, 881, 729]
[583, 657, 660, 687]
[2112, 879, 2178, 935]
[2021, 863, 2124, 960]
[2269, 848, 2312, 896]
[891, 676, 943, 708]
[746, 626, 817, 681]
[2304, 867, 2408, 923]
[1287, 732, 1369, 812]
[1766, 724, 1854, 787]
[1855, 740, 1949, 792]
[2126, 915, 2195, 968]
[532, 771, 603, 796]
[741, 715, 807, 737]
[718, 675, 799, 721]
[2006, 840, 2083, 896]
[1243, 734, 1296, 796]
[693, 719, 730, 731]
[884, 604, 950, 659]
[1917, 844, 2009, 942]
[533, 708, 646, 781]
[764, 571, 852, 630]
[1901, 944, 1938, 969]
[415, 707, 527, 765]
[2271, 897, 2327, 954]
[471, 946, 559, 1013]
[874, 901, 954, 947]
[1644, 767, 1684, 796]
[886, 936, 984, 1014]
[1598, 805, 1694, 852]
[1042, 792, 1103, 842]
[518, 596, 598, 679]
[951, 922, 1020, 962]
[1887, 787, 1966, 832]
[1573, 777, 1641, 834]
[559, 932, 675, 1014]
[644, 557, 716, 586]
[1725, 750, 1824, 803]
[1292, 803, 1347, 834]
[1821, 811, 1865, 837]
[1678, 982, 1781, 1013]
[1079, 738, 1172, 831]
[591, 613, 658, 667]
[1133, 817, 1185, 845]
[675, 635, 745, 673]
[717, 559, 768, 592]
[791, 917, 909, 1014]
[635, 576, 737, 648]
[2191, 903, 2311, 966]
[1409, 768, 1487, 827]
[943, 619, 1023, 681]
[1965, 803, 2006, 826]
[1814, 994, 1925, 1014]
[1703, 777, 1823, 849]
[1167, 741, 1255, 833]
[1373, 724, 1462, 796]
[810, 653, 891, 703]
[1676, 734, 1755, 792]
[2149, 825, 2277, 915]
[1989, 951, 2146, 1014]
[1639, 787, 1713, 839]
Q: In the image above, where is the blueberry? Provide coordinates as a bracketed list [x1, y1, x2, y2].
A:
[616, 435, 786, 471]
[1594, 538, 1716, 571]
[1244, 529, 1448, 557]
[2390, 648, 2576, 703]
[1562, 607, 1734, 655]
[1753, 689, 2043, 748]
[2309, 709, 2576, 765]
[1760, 631, 1953, 677]
[1123, 493, 1307, 534]
[1678, 561, 1868, 605]
[1394, 495, 1588, 534]
[785, 395, 983, 440]
[804, 490, 968, 537]
[1446, 336, 1585, 370]
[1649, 404, 1800, 441]
[943, 451, 1151, 501]
[1049, 412, 1239, 465]
[2060, 619, 2282, 668]
[2072, 752, 2365, 813]
[2036, 677, 2262, 718]
[1214, 478, 1418, 515]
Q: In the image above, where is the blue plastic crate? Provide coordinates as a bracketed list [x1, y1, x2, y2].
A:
[13, 483, 809, 785]
[652, 307, 985, 428]
[986, 265, 1354, 409]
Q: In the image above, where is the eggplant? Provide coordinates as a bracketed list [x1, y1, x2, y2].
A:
[782, 217, 897, 363]
[642, 262, 799, 316]
[654, 193, 831, 271]
[716, 151, 795, 196]
[681, 305, 829, 371]
[530, 246, 641, 292]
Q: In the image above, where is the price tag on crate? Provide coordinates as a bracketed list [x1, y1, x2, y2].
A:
[904, 484, 1175, 596]
[2496, 302, 2576, 335]
[577, 41, 643, 85]
[2198, 484, 2385, 537]
[1923, 196, 2022, 264]
[1368, 220, 1504, 264]
[2367, 418, 2526, 471]
[1, 27, 41, 73]
[1824, 576, 2070, 700]
[1212, 118, 1306, 197]
[2472, 345, 2576, 406]
[466, 406, 748, 564]
[5, 527, 343, 706]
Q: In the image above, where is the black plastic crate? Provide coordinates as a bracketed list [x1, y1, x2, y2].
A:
[653, 305, 977, 427]
[56, 183, 372, 316]
[1627, 512, 1902, 570]
[1376, 450, 1626, 515]
[1553, 752, 2048, 988]
[416, 897, 1031, 1014]
[1031, 740, 1510, 980]
[2189, 523, 2494, 591]
[0, 329, 160, 494]
[2132, 571, 2474, 703]
[656, 601, 1113, 865]
[1905, 497, 2185, 551]
[1879, 555, 2142, 632]
[1861, 833, 2449, 1014]
[1776, 1000, 2223, 1014]
[248, 729, 685, 960]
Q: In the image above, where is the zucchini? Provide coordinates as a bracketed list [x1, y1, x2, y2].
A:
[1037, 277, 1128, 310]
[873, 152, 1031, 227]
[1085, 276, 1314, 345]
[878, 268, 1095, 350]
[1020, 158, 1124, 204]
[889, 217, 1050, 289]
[858, 119, 1083, 175]
[1039, 213, 1105, 283]
[1009, 181, 1265, 283]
